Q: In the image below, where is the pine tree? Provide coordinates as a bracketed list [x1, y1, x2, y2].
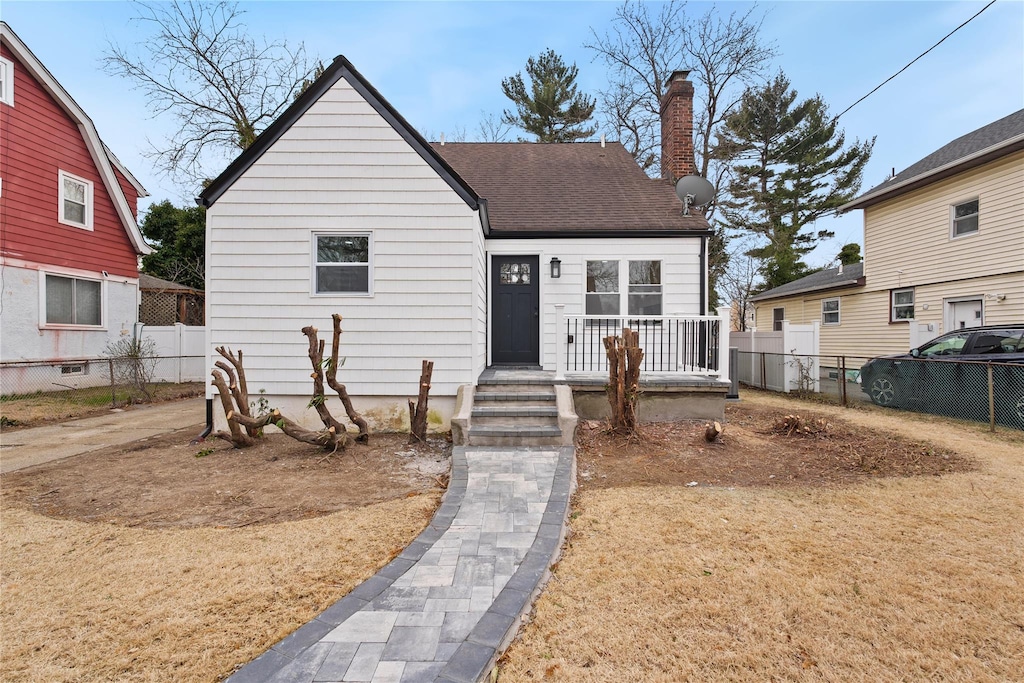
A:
[715, 73, 874, 290]
[501, 49, 596, 142]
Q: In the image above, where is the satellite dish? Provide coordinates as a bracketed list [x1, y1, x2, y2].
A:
[675, 175, 716, 215]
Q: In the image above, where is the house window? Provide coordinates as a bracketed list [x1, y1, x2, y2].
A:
[45, 274, 102, 326]
[628, 260, 662, 316]
[586, 260, 619, 315]
[772, 307, 785, 332]
[951, 199, 979, 237]
[821, 298, 840, 325]
[314, 233, 371, 294]
[0, 56, 13, 107]
[891, 287, 915, 322]
[58, 171, 93, 230]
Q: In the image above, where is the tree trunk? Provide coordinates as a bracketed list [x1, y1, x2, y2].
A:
[211, 369, 253, 447]
[327, 314, 370, 443]
[216, 346, 255, 437]
[604, 328, 643, 436]
[301, 325, 350, 449]
[704, 421, 722, 442]
[408, 360, 434, 444]
[232, 409, 340, 451]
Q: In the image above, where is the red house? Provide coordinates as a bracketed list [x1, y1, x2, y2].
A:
[0, 22, 151, 387]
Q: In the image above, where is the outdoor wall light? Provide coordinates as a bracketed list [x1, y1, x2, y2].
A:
[550, 257, 561, 279]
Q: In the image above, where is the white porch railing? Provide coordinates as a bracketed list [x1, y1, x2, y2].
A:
[554, 305, 731, 381]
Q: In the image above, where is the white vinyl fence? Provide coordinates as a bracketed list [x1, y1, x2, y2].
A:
[143, 324, 206, 383]
[732, 321, 820, 393]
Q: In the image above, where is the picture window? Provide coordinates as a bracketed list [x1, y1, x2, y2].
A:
[45, 274, 102, 326]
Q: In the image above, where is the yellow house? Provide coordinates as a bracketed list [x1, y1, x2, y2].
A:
[751, 109, 1024, 360]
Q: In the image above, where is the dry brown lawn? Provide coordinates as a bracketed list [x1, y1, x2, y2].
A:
[1, 496, 437, 682]
[499, 393, 1024, 682]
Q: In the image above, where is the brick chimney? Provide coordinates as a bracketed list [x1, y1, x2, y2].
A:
[660, 69, 696, 182]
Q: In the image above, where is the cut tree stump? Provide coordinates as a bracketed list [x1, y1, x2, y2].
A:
[408, 360, 434, 444]
[704, 421, 723, 442]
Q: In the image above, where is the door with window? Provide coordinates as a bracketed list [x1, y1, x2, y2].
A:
[950, 300, 983, 330]
[491, 256, 539, 365]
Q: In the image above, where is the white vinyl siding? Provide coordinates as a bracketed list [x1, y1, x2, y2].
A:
[487, 237, 703, 371]
[206, 78, 482, 399]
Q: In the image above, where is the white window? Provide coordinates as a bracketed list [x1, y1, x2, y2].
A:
[313, 233, 371, 295]
[951, 198, 979, 238]
[0, 56, 13, 107]
[58, 171, 93, 230]
[772, 307, 785, 332]
[821, 298, 840, 325]
[586, 260, 619, 315]
[586, 259, 663, 319]
[628, 260, 662, 316]
[44, 274, 102, 326]
[891, 287, 914, 322]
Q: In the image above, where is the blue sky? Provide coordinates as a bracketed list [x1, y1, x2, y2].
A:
[5, 0, 1023, 267]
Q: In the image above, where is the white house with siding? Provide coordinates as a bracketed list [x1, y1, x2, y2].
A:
[199, 56, 726, 431]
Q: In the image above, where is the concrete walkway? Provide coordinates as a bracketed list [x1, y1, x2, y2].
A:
[0, 397, 205, 474]
[226, 445, 575, 683]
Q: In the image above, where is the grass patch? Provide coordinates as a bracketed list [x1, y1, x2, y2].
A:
[498, 392, 1024, 682]
[0, 382, 203, 428]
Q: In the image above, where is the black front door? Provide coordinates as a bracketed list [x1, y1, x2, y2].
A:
[492, 255, 539, 365]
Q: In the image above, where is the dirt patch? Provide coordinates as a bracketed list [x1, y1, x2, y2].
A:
[2, 429, 450, 528]
[577, 401, 973, 489]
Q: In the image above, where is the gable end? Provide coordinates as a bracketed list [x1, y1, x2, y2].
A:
[198, 55, 482, 216]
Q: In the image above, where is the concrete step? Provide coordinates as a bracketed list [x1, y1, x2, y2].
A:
[466, 423, 563, 447]
[471, 404, 559, 418]
[472, 390, 555, 402]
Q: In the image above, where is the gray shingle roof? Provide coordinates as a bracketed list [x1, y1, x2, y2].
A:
[750, 262, 864, 302]
[842, 109, 1024, 211]
[431, 142, 709, 235]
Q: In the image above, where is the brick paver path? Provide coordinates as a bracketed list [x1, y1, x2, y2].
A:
[226, 445, 574, 683]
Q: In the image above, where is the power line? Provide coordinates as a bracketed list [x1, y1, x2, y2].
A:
[725, 0, 999, 163]
[776, 0, 998, 158]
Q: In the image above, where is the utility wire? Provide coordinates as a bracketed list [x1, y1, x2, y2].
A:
[776, 0, 998, 158]
[725, 0, 998, 163]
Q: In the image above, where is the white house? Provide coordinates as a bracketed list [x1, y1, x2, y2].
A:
[199, 56, 727, 431]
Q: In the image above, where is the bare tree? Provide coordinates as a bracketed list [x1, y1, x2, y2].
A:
[104, 0, 318, 187]
[586, 1, 777, 196]
[719, 241, 762, 331]
[476, 112, 513, 142]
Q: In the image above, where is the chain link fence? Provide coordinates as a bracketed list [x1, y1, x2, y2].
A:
[736, 350, 1024, 432]
[0, 357, 204, 428]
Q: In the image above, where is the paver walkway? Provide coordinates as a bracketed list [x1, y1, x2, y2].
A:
[227, 445, 575, 683]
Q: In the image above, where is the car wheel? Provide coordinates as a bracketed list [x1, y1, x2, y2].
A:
[869, 376, 898, 406]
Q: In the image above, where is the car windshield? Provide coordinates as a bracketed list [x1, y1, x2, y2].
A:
[970, 329, 1024, 355]
[917, 332, 971, 358]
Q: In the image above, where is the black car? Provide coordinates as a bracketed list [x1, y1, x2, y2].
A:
[860, 325, 1024, 429]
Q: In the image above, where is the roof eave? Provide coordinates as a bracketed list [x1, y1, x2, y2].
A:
[486, 228, 712, 239]
[750, 276, 866, 302]
[840, 135, 1024, 212]
[198, 55, 481, 212]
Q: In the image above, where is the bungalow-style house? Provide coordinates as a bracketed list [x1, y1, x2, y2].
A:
[0, 23, 151, 391]
[199, 56, 729, 436]
[750, 109, 1024, 359]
